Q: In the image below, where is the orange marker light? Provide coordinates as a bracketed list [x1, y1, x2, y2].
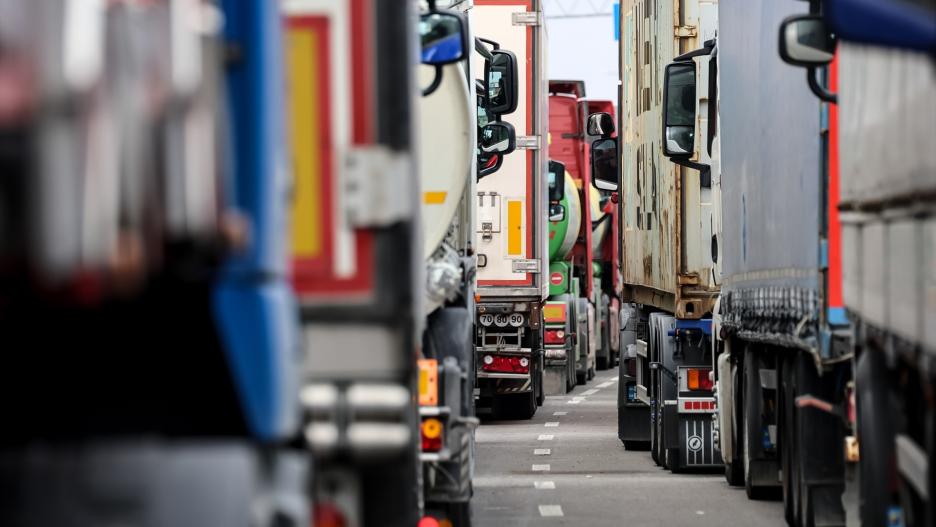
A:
[687, 368, 700, 390]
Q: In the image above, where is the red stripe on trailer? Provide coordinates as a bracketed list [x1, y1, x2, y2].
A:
[477, 0, 536, 289]
[827, 54, 842, 308]
[291, 2, 375, 299]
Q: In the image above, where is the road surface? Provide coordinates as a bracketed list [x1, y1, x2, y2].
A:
[473, 369, 787, 526]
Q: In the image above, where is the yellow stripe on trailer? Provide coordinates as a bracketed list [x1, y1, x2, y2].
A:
[507, 200, 523, 256]
[287, 27, 323, 259]
[423, 191, 447, 205]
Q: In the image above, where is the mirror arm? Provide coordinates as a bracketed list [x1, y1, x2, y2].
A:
[807, 67, 837, 104]
[475, 38, 494, 61]
[477, 37, 500, 51]
[422, 64, 444, 97]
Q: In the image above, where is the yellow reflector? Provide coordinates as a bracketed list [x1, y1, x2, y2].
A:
[423, 191, 447, 204]
[543, 304, 566, 322]
[422, 418, 443, 439]
[507, 200, 523, 256]
[287, 27, 324, 259]
[418, 359, 439, 406]
[439, 520, 454, 527]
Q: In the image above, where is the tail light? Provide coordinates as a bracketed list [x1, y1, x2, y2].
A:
[421, 417, 443, 452]
[481, 354, 530, 374]
[687, 368, 714, 391]
[313, 502, 348, 527]
[418, 518, 441, 527]
[544, 329, 565, 345]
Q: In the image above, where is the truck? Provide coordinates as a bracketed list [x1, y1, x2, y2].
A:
[472, 0, 550, 420]
[0, 0, 309, 524]
[608, 0, 723, 470]
[283, 1, 423, 525]
[544, 81, 621, 393]
[416, 0, 522, 523]
[704, 0, 852, 524]
[546, 80, 597, 392]
[766, 2, 936, 525]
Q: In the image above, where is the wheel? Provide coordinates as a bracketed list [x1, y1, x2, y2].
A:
[781, 355, 797, 525]
[493, 391, 536, 420]
[623, 440, 650, 451]
[857, 350, 895, 527]
[576, 370, 587, 386]
[725, 360, 744, 486]
[587, 366, 595, 381]
[742, 347, 770, 500]
[535, 354, 545, 406]
[443, 500, 472, 527]
[597, 356, 609, 370]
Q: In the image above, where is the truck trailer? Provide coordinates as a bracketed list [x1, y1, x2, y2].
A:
[708, 0, 851, 524]
[472, 0, 550, 420]
[610, 0, 723, 471]
[284, 1, 423, 525]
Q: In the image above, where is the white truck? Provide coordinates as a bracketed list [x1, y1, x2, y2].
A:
[416, 0, 522, 523]
[472, 0, 550, 420]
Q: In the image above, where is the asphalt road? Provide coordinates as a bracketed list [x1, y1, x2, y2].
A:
[473, 368, 787, 526]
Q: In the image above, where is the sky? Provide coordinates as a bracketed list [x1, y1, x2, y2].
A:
[543, 0, 619, 103]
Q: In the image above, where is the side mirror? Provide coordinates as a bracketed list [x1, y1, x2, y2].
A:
[480, 122, 516, 155]
[420, 11, 469, 66]
[485, 50, 518, 115]
[778, 14, 836, 67]
[586, 112, 615, 138]
[589, 138, 619, 192]
[548, 160, 566, 203]
[478, 153, 503, 179]
[662, 61, 696, 157]
[549, 204, 566, 222]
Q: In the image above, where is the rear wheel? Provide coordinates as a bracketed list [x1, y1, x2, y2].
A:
[494, 391, 536, 420]
[443, 500, 472, 527]
[725, 360, 744, 486]
[857, 350, 895, 527]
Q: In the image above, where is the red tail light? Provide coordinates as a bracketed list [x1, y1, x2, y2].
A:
[687, 368, 713, 391]
[313, 503, 347, 527]
[544, 329, 566, 345]
[481, 354, 530, 374]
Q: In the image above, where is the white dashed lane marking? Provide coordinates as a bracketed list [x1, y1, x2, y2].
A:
[597, 381, 614, 388]
[534, 481, 556, 490]
[538, 505, 564, 517]
[532, 464, 551, 472]
[553, 411, 567, 416]
[544, 421, 559, 427]
[538, 434, 554, 441]
[534, 448, 551, 456]
[582, 388, 599, 396]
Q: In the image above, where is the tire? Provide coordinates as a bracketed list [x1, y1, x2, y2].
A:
[576, 370, 587, 386]
[781, 355, 797, 525]
[597, 356, 609, 370]
[856, 350, 895, 527]
[587, 366, 595, 381]
[742, 347, 769, 500]
[623, 440, 650, 451]
[443, 500, 472, 527]
[725, 361, 744, 486]
[535, 355, 545, 406]
[494, 391, 536, 420]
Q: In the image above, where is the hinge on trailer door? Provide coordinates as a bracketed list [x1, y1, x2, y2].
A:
[512, 12, 542, 26]
[344, 146, 413, 227]
[516, 136, 541, 150]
